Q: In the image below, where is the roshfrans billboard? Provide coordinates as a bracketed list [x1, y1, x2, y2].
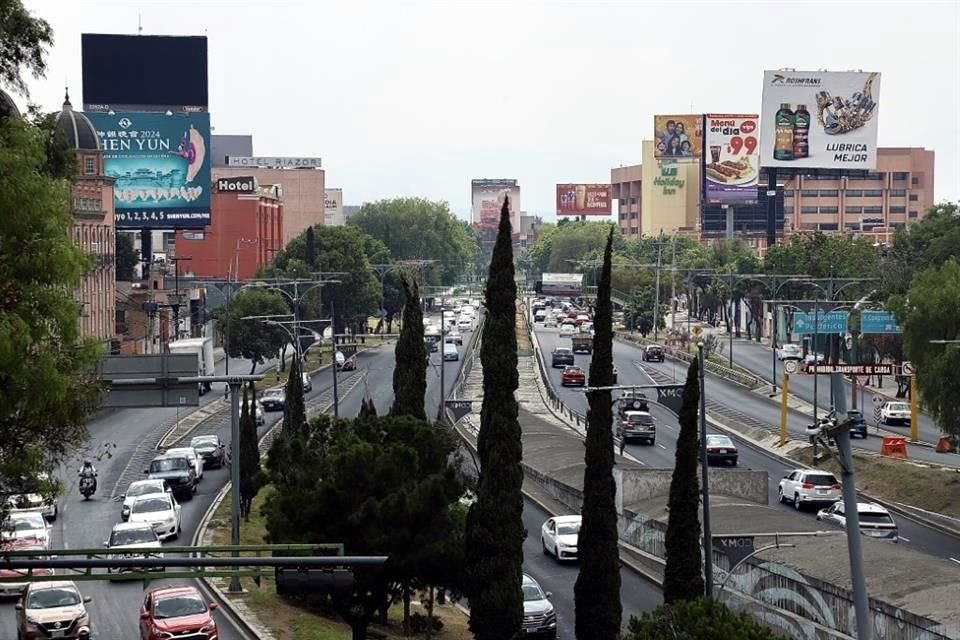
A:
[87, 111, 211, 229]
[654, 115, 702, 160]
[760, 70, 881, 170]
[556, 184, 612, 216]
[704, 114, 759, 203]
[471, 179, 520, 230]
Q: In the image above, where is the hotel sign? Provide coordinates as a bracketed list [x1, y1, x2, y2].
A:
[226, 156, 322, 169]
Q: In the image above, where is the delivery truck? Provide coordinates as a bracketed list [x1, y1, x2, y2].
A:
[167, 337, 216, 394]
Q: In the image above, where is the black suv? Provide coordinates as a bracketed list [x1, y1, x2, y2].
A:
[642, 345, 665, 362]
[145, 453, 197, 501]
[551, 347, 574, 368]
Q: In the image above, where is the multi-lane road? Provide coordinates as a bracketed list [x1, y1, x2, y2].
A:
[533, 322, 960, 561]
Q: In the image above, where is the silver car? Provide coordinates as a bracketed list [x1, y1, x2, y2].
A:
[521, 574, 557, 639]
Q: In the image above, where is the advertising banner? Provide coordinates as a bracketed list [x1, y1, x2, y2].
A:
[87, 111, 211, 229]
[654, 114, 702, 160]
[324, 188, 344, 226]
[556, 184, 612, 216]
[760, 70, 881, 170]
[471, 179, 520, 230]
[704, 114, 760, 202]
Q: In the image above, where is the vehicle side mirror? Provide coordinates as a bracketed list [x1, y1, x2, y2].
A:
[209, 602, 219, 610]
[118, 494, 125, 500]
[83, 596, 92, 603]
[103, 541, 109, 548]
[143, 470, 149, 474]
[140, 611, 150, 619]
[187, 461, 195, 468]
[545, 592, 552, 599]
[15, 603, 23, 610]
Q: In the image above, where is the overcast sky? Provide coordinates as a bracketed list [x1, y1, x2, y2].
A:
[19, 0, 960, 221]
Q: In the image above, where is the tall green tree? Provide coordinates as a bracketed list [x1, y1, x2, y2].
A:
[463, 197, 524, 640]
[239, 384, 263, 520]
[894, 258, 960, 438]
[349, 197, 476, 286]
[662, 358, 704, 603]
[623, 286, 666, 337]
[882, 202, 960, 299]
[574, 228, 622, 639]
[304, 225, 317, 268]
[0, 109, 103, 513]
[0, 0, 53, 97]
[212, 288, 289, 373]
[390, 275, 427, 420]
[283, 356, 306, 435]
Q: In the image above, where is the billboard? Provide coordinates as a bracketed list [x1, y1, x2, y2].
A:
[87, 111, 211, 229]
[471, 179, 520, 230]
[82, 34, 208, 112]
[703, 114, 760, 203]
[760, 70, 881, 170]
[324, 188, 344, 226]
[556, 184, 612, 216]
[654, 115, 702, 159]
[539, 273, 583, 297]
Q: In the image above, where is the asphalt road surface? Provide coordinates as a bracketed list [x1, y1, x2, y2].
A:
[533, 324, 960, 561]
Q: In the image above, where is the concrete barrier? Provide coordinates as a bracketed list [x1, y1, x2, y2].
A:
[614, 468, 768, 514]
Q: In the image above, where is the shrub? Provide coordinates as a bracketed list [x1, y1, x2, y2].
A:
[626, 598, 790, 640]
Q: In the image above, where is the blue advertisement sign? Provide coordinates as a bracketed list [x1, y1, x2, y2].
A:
[792, 311, 849, 334]
[86, 111, 211, 229]
[860, 311, 903, 334]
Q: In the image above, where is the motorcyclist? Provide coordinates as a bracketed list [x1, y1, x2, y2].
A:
[78, 459, 98, 494]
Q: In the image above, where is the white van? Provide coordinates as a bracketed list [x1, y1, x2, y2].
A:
[457, 316, 473, 331]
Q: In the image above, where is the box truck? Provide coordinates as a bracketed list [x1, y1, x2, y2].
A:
[167, 337, 216, 394]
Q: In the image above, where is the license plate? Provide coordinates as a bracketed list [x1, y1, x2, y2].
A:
[817, 489, 828, 493]
[717, 449, 727, 454]
[51, 631, 65, 638]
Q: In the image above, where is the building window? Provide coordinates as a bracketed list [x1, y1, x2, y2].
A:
[845, 222, 861, 230]
[846, 190, 862, 197]
[867, 172, 883, 180]
[889, 206, 906, 214]
[629, 197, 638, 205]
[862, 189, 883, 197]
[912, 177, 920, 186]
[619, 198, 627, 205]
[819, 206, 839, 214]
[909, 193, 918, 202]
[819, 190, 839, 197]
[889, 189, 906, 197]
[818, 223, 839, 231]
[909, 210, 919, 218]
[800, 206, 818, 214]
[892, 172, 908, 180]
[84, 156, 96, 175]
[846, 206, 862, 214]
[800, 190, 818, 197]
[784, 190, 794, 198]
[784, 206, 794, 214]
[863, 206, 883, 214]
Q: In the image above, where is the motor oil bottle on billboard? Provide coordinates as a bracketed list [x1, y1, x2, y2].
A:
[793, 104, 810, 159]
[774, 103, 795, 161]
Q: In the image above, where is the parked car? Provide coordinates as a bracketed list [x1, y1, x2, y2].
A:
[621, 410, 656, 445]
[164, 447, 204, 482]
[776, 343, 803, 361]
[551, 347, 575, 368]
[190, 435, 226, 470]
[540, 515, 581, 562]
[817, 501, 899, 543]
[1, 512, 50, 548]
[260, 388, 286, 412]
[139, 585, 218, 640]
[880, 401, 911, 426]
[704, 434, 738, 466]
[16, 581, 92, 640]
[127, 493, 182, 541]
[119, 479, 172, 522]
[559, 322, 577, 337]
[443, 343, 459, 362]
[778, 469, 841, 511]
[4, 472, 58, 522]
[642, 345, 665, 362]
[145, 453, 197, 501]
[560, 366, 586, 387]
[0, 539, 52, 598]
[104, 522, 163, 575]
[521, 574, 557, 639]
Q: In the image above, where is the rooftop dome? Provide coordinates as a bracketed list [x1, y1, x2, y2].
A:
[55, 89, 99, 151]
[0, 87, 20, 120]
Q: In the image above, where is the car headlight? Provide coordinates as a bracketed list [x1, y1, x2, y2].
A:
[26, 615, 43, 626]
[201, 621, 216, 632]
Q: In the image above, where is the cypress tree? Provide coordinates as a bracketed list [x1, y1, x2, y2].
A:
[574, 227, 622, 639]
[463, 196, 524, 640]
[239, 383, 263, 521]
[663, 358, 705, 603]
[283, 355, 306, 435]
[305, 225, 317, 268]
[390, 275, 427, 420]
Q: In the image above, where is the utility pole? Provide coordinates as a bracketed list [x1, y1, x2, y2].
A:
[438, 308, 446, 422]
[331, 297, 339, 417]
[669, 235, 677, 331]
[167, 256, 191, 342]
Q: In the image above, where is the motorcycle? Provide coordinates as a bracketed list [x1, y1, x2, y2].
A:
[806, 410, 838, 445]
[79, 476, 96, 500]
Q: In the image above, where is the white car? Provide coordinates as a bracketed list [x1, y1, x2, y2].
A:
[880, 401, 911, 426]
[127, 494, 182, 541]
[118, 479, 172, 522]
[802, 352, 826, 371]
[445, 330, 463, 346]
[540, 515, 581, 562]
[778, 469, 841, 511]
[1, 512, 50, 548]
[457, 317, 473, 331]
[559, 322, 577, 337]
[544, 316, 558, 328]
[165, 447, 204, 482]
[104, 522, 164, 574]
[4, 472, 58, 522]
[817, 501, 899, 543]
[776, 343, 803, 361]
[255, 401, 265, 425]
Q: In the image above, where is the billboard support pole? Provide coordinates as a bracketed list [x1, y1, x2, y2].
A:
[765, 169, 777, 251]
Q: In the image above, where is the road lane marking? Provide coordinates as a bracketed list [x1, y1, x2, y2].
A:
[657, 443, 667, 450]
[898, 536, 910, 543]
[950, 557, 960, 566]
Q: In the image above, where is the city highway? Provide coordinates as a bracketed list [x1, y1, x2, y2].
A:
[721, 336, 945, 445]
[533, 323, 960, 562]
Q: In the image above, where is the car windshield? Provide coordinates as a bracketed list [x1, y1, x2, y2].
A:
[4, 515, 44, 531]
[522, 584, 545, 602]
[154, 594, 207, 619]
[264, 390, 283, 398]
[859, 512, 894, 524]
[191, 436, 218, 449]
[627, 414, 653, 424]
[706, 435, 734, 447]
[27, 587, 80, 609]
[150, 458, 188, 472]
[110, 527, 157, 546]
[555, 348, 570, 354]
[888, 403, 909, 411]
[557, 523, 580, 535]
[127, 482, 164, 498]
[133, 497, 171, 514]
[806, 474, 838, 486]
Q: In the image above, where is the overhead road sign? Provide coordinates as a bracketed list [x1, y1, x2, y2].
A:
[792, 311, 849, 334]
[860, 311, 903, 334]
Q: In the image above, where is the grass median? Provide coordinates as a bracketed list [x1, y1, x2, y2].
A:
[206, 486, 470, 639]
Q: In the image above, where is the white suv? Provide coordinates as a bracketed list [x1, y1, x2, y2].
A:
[778, 469, 841, 511]
[776, 343, 802, 361]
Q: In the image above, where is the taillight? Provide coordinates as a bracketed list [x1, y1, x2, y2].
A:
[802, 483, 814, 489]
[831, 483, 841, 489]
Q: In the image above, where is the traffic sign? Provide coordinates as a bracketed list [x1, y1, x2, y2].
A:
[783, 360, 799, 375]
[902, 361, 914, 376]
[807, 364, 894, 376]
[792, 311, 849, 335]
[861, 311, 903, 334]
[445, 400, 474, 422]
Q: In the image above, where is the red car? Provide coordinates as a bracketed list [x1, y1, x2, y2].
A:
[140, 585, 219, 640]
[0, 538, 52, 598]
[561, 366, 586, 387]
